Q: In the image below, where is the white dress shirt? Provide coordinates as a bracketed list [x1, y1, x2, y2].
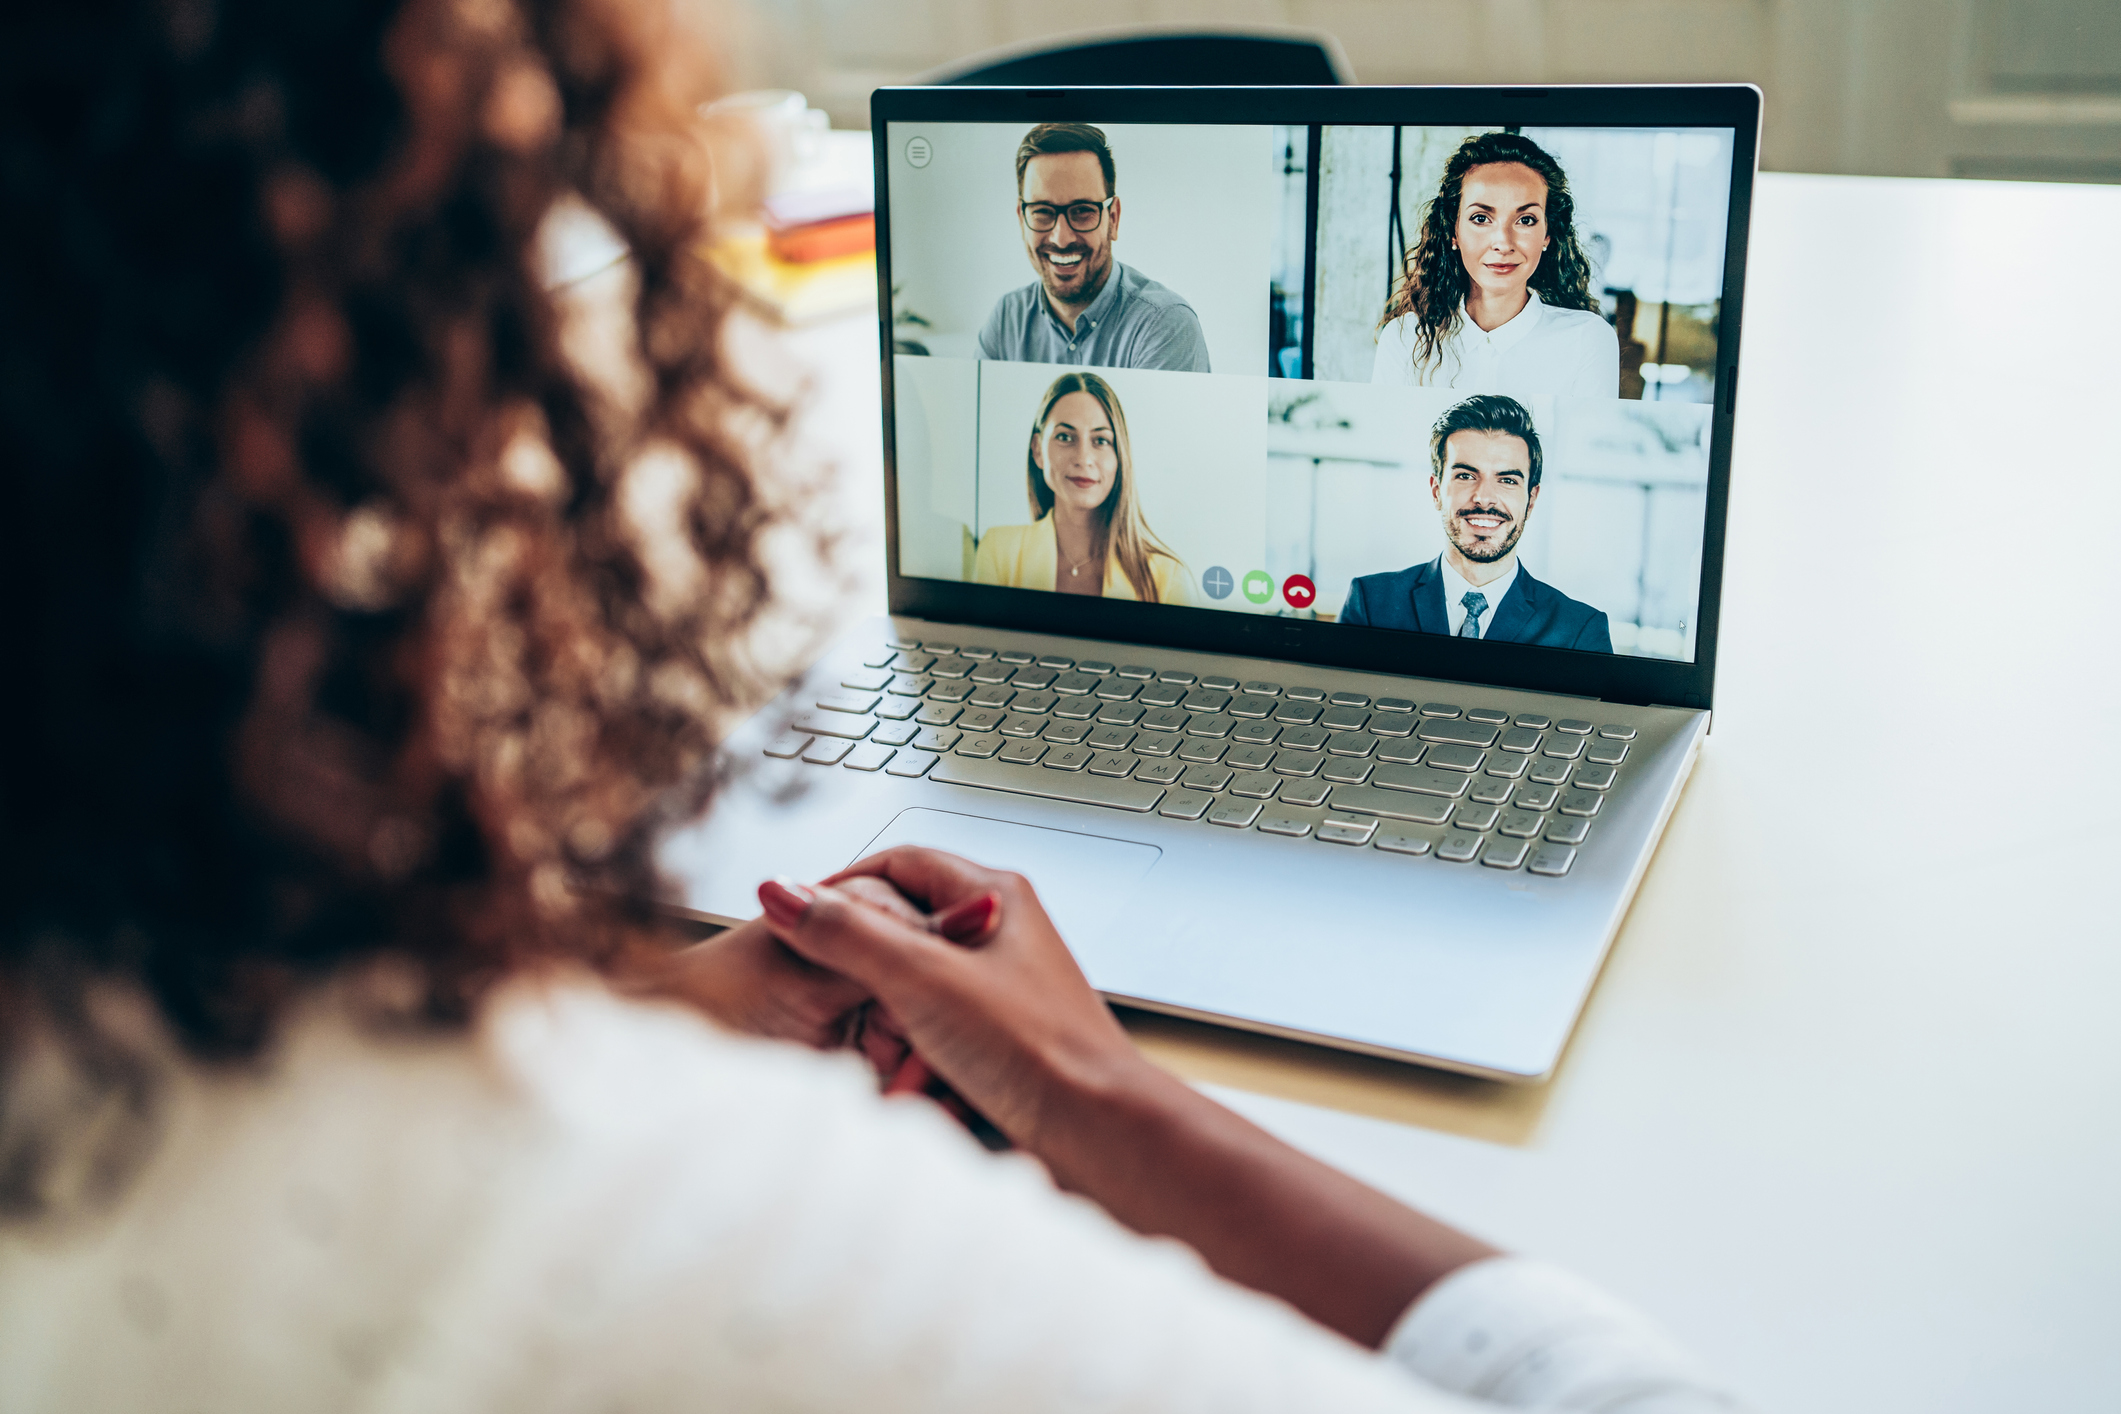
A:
[0, 977, 1746, 1412]
[1372, 291, 1620, 400]
[1441, 555, 1521, 637]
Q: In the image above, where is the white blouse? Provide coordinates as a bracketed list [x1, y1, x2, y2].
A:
[1373, 291, 1620, 401]
[0, 978, 1744, 1412]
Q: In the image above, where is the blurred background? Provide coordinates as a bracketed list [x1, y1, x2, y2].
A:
[714, 0, 2121, 186]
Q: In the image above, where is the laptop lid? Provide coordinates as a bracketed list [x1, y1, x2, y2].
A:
[871, 85, 1759, 711]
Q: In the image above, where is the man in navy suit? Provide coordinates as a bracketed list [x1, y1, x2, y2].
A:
[1339, 394, 1611, 653]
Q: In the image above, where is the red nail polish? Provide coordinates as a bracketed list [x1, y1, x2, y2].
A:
[933, 891, 998, 942]
[757, 877, 815, 927]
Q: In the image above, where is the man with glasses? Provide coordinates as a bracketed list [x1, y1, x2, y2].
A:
[977, 124, 1211, 372]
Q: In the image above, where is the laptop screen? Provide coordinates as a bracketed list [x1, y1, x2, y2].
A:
[883, 118, 1737, 665]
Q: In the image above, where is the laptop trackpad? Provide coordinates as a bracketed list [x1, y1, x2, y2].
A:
[851, 808, 1161, 948]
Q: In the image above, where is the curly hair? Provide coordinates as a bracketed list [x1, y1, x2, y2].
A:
[1378, 131, 1598, 377]
[0, 0, 781, 1218]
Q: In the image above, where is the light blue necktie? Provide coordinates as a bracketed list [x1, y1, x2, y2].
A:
[1459, 590, 1488, 639]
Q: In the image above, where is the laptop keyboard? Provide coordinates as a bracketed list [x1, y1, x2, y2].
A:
[761, 638, 1641, 877]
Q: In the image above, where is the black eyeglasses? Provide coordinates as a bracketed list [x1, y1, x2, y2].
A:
[1020, 198, 1113, 234]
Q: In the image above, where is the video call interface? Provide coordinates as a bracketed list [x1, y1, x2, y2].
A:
[886, 119, 1737, 662]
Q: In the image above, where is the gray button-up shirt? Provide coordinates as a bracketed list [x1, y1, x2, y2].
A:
[976, 261, 1211, 372]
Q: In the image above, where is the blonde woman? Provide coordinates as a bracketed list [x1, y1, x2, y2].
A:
[973, 372, 1194, 604]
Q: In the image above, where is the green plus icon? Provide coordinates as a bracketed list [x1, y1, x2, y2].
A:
[1241, 570, 1274, 604]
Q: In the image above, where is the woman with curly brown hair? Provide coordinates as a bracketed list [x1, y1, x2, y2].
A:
[0, 2, 1742, 1408]
[1373, 131, 1620, 399]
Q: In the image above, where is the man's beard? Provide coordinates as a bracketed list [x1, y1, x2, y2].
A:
[1447, 506, 1525, 563]
[1042, 246, 1111, 309]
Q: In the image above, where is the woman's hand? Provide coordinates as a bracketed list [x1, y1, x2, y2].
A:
[756, 847, 1153, 1151]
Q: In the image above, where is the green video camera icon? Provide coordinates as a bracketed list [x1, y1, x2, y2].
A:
[1241, 570, 1274, 605]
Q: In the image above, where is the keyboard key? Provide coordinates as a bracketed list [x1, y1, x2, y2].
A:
[1327, 691, 1371, 708]
[1418, 719, 1499, 747]
[1514, 783, 1561, 811]
[997, 649, 1035, 664]
[1229, 770, 1282, 799]
[885, 674, 933, 700]
[1326, 731, 1375, 757]
[1094, 702, 1145, 726]
[763, 731, 811, 759]
[1498, 726, 1543, 753]
[1009, 690, 1057, 714]
[1328, 785, 1453, 825]
[1555, 719, 1594, 735]
[1466, 777, 1513, 805]
[1044, 746, 1094, 772]
[1273, 750, 1322, 776]
[1257, 814, 1312, 837]
[1540, 734, 1585, 760]
[1424, 744, 1486, 772]
[1180, 764, 1234, 792]
[1231, 719, 1282, 745]
[1597, 724, 1637, 740]
[840, 668, 891, 692]
[873, 720, 921, 747]
[956, 707, 1006, 734]
[997, 740, 1047, 766]
[921, 641, 958, 655]
[1086, 725, 1138, 751]
[1158, 791, 1213, 820]
[1527, 844, 1578, 876]
[1526, 758, 1573, 785]
[1133, 733, 1180, 758]
[1224, 744, 1276, 771]
[1009, 669, 1056, 691]
[894, 652, 936, 673]
[1277, 778, 1332, 807]
[968, 662, 1015, 684]
[930, 754, 1166, 812]
[794, 711, 874, 740]
[1483, 752, 1528, 779]
[966, 685, 1015, 710]
[1136, 683, 1186, 708]
[1373, 697, 1416, 714]
[1181, 689, 1232, 713]
[1156, 669, 1197, 685]
[1094, 679, 1141, 701]
[886, 749, 938, 778]
[1452, 803, 1501, 831]
[1115, 664, 1156, 679]
[1513, 712, 1550, 729]
[998, 713, 1044, 738]
[1545, 817, 1591, 845]
[1051, 672, 1099, 696]
[1284, 684, 1326, 701]
[954, 733, 1003, 759]
[915, 703, 962, 727]
[801, 737, 853, 765]
[1176, 738, 1227, 764]
[1586, 739, 1630, 765]
[1272, 701, 1321, 725]
[1573, 764, 1618, 791]
[843, 743, 896, 772]
[816, 690, 880, 714]
[1558, 790, 1603, 817]
[1184, 712, 1236, 739]
[1136, 759, 1186, 785]
[1320, 706, 1371, 732]
[1209, 798, 1265, 828]
[1199, 673, 1239, 692]
[1321, 757, 1373, 784]
[1228, 693, 1277, 719]
[1041, 720, 1091, 745]
[1375, 828, 1434, 855]
[861, 647, 900, 668]
[1435, 831, 1483, 862]
[1497, 809, 1544, 838]
[1088, 752, 1137, 778]
[1419, 702, 1463, 718]
[1317, 817, 1377, 846]
[1036, 655, 1075, 670]
[928, 657, 972, 680]
[957, 645, 997, 660]
[1240, 680, 1282, 697]
[1139, 708, 1189, 733]
[1466, 706, 1511, 725]
[1279, 726, 1330, 751]
[1372, 763, 1470, 798]
[926, 681, 973, 704]
[1078, 660, 1116, 676]
[1481, 837, 1532, 869]
[1367, 713, 1416, 738]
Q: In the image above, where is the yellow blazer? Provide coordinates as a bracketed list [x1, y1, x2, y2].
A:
[971, 517, 1194, 606]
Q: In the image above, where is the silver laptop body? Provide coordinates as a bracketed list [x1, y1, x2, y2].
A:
[664, 84, 1760, 1082]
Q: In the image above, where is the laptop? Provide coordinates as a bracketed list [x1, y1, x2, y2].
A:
[662, 84, 1760, 1082]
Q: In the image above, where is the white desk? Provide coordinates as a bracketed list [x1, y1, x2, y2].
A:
[781, 172, 2121, 1414]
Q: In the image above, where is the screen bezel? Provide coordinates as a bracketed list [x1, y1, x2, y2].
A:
[871, 84, 1760, 711]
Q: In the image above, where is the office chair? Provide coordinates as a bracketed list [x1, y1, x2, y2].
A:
[924, 24, 1352, 87]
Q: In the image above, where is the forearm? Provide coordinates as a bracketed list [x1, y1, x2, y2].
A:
[1033, 1051, 1497, 1349]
